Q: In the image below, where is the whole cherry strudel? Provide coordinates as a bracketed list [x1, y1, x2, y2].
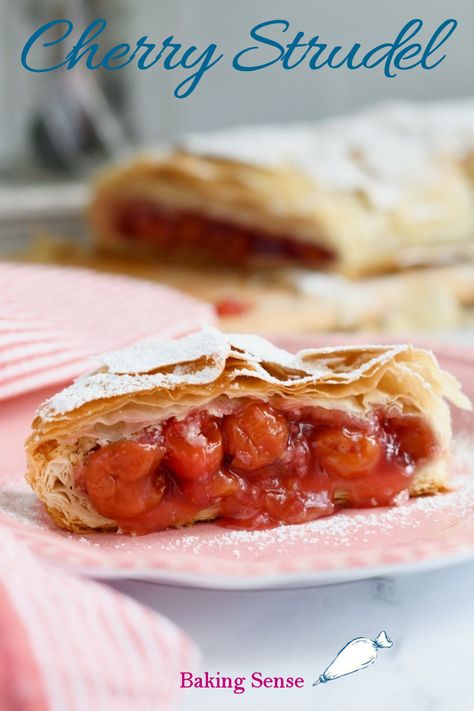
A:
[89, 101, 474, 277]
[26, 329, 470, 534]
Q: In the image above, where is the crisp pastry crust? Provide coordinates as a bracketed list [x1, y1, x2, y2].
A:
[89, 101, 474, 277]
[26, 328, 470, 533]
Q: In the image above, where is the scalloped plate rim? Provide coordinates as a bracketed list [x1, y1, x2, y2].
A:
[1, 335, 474, 589]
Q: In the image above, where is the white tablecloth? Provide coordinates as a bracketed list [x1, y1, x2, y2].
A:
[109, 559, 474, 711]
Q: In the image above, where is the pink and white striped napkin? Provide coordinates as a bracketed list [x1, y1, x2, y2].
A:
[0, 530, 198, 711]
[0, 263, 215, 401]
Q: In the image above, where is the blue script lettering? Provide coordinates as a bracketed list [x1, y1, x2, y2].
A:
[420, 19, 457, 69]
[233, 20, 289, 70]
[21, 18, 223, 98]
[21, 17, 458, 98]
[233, 18, 457, 77]
[21, 19, 73, 71]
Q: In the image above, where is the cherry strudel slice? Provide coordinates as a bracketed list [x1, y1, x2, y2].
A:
[26, 329, 470, 534]
[89, 101, 474, 277]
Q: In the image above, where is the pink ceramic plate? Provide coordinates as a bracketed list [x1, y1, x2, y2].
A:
[1, 336, 474, 589]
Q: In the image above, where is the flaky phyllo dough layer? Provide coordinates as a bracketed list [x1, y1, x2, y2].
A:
[26, 328, 471, 533]
[89, 101, 474, 277]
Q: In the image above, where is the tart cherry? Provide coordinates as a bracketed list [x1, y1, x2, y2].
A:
[207, 470, 242, 499]
[313, 427, 382, 479]
[81, 401, 439, 534]
[215, 298, 250, 317]
[164, 413, 223, 480]
[222, 402, 289, 471]
[84, 441, 166, 519]
[265, 486, 334, 525]
[385, 415, 436, 464]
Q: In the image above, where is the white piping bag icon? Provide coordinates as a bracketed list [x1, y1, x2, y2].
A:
[313, 631, 393, 686]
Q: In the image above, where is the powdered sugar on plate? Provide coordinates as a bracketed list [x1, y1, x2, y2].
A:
[3, 436, 474, 569]
[90, 436, 474, 558]
[3, 340, 474, 586]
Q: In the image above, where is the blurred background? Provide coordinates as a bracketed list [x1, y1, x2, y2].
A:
[0, 0, 473, 339]
[1, 0, 473, 180]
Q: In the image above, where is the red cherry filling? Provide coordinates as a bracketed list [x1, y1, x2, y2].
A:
[82, 401, 438, 534]
[383, 414, 437, 464]
[215, 298, 251, 318]
[113, 201, 335, 268]
[83, 441, 166, 520]
[222, 402, 289, 471]
[164, 412, 223, 481]
[312, 428, 382, 479]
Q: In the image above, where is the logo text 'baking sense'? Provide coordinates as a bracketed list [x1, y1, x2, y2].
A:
[179, 632, 393, 694]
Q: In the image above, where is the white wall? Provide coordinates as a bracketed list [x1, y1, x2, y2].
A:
[2, 0, 473, 165]
[0, 1, 39, 166]
[127, 0, 474, 142]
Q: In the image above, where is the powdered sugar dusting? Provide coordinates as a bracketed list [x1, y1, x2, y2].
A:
[3, 425, 474, 581]
[36, 328, 445, 422]
[108, 437, 474, 557]
[0, 490, 47, 529]
[38, 367, 224, 419]
[180, 100, 474, 209]
[97, 327, 230, 375]
[226, 332, 311, 370]
[0, 262, 216, 403]
[67, 435, 474, 557]
[5, 445, 474, 545]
